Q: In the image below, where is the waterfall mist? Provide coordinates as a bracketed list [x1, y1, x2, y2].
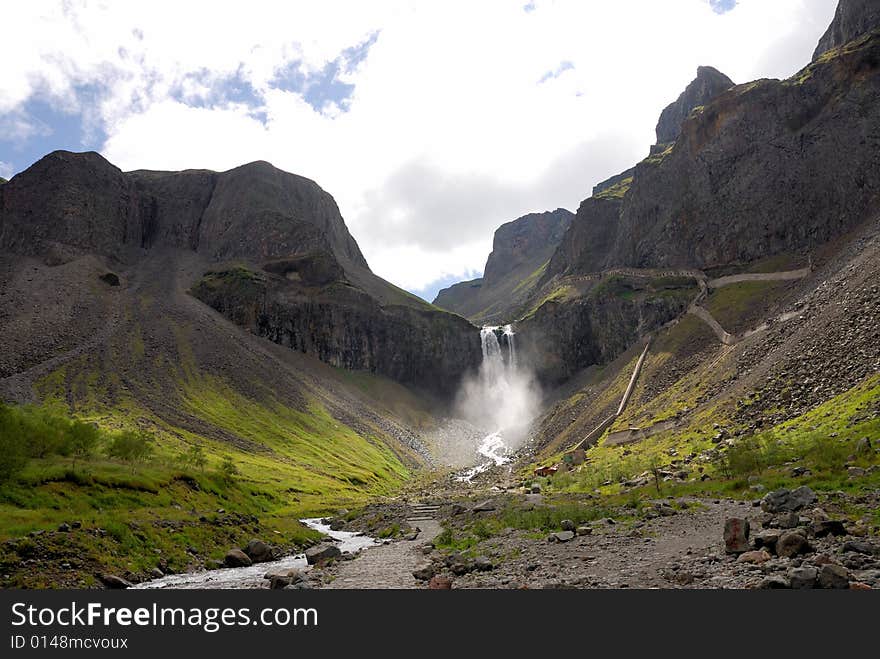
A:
[450, 325, 541, 475]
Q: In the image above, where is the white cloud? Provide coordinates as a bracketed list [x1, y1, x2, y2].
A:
[0, 0, 839, 291]
[0, 161, 13, 179]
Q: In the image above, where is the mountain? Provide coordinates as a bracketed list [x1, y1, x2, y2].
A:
[814, 0, 880, 59]
[432, 208, 573, 324]
[515, 2, 880, 459]
[0, 152, 480, 399]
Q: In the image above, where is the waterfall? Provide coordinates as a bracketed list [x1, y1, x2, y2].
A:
[457, 324, 531, 482]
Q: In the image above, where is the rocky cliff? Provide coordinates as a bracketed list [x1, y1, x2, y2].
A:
[813, 0, 880, 59]
[0, 151, 480, 398]
[654, 66, 734, 145]
[433, 208, 572, 324]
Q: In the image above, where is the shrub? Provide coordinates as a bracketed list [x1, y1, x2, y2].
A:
[181, 444, 207, 471]
[68, 421, 100, 469]
[107, 430, 154, 464]
[218, 455, 239, 483]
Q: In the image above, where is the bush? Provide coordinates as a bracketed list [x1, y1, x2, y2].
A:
[180, 444, 207, 471]
[68, 421, 100, 468]
[107, 431, 154, 464]
[218, 455, 239, 483]
[0, 406, 29, 482]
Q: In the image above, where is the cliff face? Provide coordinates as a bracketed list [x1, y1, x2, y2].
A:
[433, 208, 572, 323]
[654, 66, 734, 145]
[0, 151, 480, 398]
[814, 0, 880, 59]
[549, 30, 880, 279]
[192, 266, 480, 398]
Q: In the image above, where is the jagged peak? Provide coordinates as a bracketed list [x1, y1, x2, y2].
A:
[655, 66, 734, 144]
[814, 0, 880, 60]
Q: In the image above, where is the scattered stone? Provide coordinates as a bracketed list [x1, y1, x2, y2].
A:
[737, 550, 772, 565]
[71, 521, 82, 529]
[760, 486, 817, 513]
[560, 519, 575, 532]
[472, 500, 496, 512]
[99, 574, 132, 589]
[723, 517, 750, 554]
[789, 566, 817, 589]
[412, 563, 435, 581]
[58, 523, 71, 533]
[243, 539, 273, 563]
[849, 582, 872, 590]
[775, 511, 800, 529]
[305, 544, 341, 566]
[530, 484, 542, 494]
[777, 531, 811, 558]
[149, 567, 164, 579]
[818, 564, 850, 589]
[576, 526, 593, 536]
[847, 466, 866, 478]
[224, 549, 252, 568]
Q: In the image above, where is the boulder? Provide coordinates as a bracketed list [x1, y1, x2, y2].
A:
[474, 556, 494, 571]
[818, 564, 850, 589]
[776, 531, 811, 558]
[560, 519, 576, 532]
[553, 531, 575, 543]
[737, 550, 772, 565]
[99, 574, 132, 589]
[243, 539, 273, 563]
[412, 563, 436, 581]
[812, 520, 847, 538]
[760, 486, 817, 513]
[723, 517, 750, 554]
[472, 499, 496, 512]
[789, 566, 818, 590]
[224, 549, 252, 568]
[149, 567, 164, 579]
[576, 526, 593, 536]
[842, 540, 878, 556]
[752, 529, 781, 552]
[265, 569, 304, 589]
[758, 576, 790, 589]
[774, 511, 800, 529]
[58, 523, 71, 533]
[305, 544, 342, 565]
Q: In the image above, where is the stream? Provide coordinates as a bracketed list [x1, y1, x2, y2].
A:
[133, 518, 378, 589]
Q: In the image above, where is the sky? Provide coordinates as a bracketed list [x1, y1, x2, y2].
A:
[0, 0, 838, 301]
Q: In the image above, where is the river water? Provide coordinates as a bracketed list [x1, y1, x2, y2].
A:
[133, 518, 378, 589]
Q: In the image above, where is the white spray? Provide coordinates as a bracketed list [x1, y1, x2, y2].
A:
[454, 324, 540, 481]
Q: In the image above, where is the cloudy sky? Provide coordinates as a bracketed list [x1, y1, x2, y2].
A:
[0, 0, 837, 300]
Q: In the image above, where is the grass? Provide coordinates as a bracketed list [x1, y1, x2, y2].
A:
[512, 260, 549, 295]
[522, 283, 577, 319]
[594, 176, 632, 200]
[705, 280, 790, 330]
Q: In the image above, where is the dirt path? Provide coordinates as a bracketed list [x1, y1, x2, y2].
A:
[321, 504, 442, 589]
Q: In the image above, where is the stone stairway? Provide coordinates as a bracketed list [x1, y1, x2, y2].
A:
[407, 502, 441, 525]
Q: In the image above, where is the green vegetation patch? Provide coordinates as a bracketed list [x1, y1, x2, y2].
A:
[594, 176, 632, 200]
[705, 279, 790, 330]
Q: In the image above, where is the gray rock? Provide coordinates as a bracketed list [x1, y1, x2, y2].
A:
[775, 511, 800, 529]
[812, 520, 847, 538]
[856, 437, 873, 454]
[99, 574, 132, 589]
[412, 563, 436, 581]
[842, 540, 878, 556]
[560, 519, 576, 532]
[472, 499, 496, 512]
[474, 556, 494, 571]
[223, 549, 252, 568]
[149, 567, 164, 579]
[847, 466, 866, 478]
[777, 531, 811, 558]
[58, 523, 71, 533]
[789, 566, 817, 589]
[758, 576, 790, 589]
[818, 564, 850, 589]
[723, 517, 750, 554]
[655, 66, 735, 144]
[576, 526, 593, 536]
[243, 539, 273, 563]
[266, 569, 304, 589]
[305, 544, 341, 566]
[813, 0, 880, 59]
[760, 487, 817, 514]
[752, 529, 781, 551]
[553, 531, 575, 543]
